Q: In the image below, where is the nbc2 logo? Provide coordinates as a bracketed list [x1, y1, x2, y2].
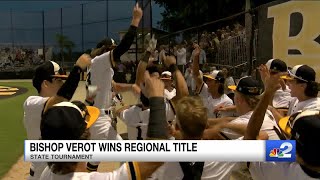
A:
[266, 140, 296, 162]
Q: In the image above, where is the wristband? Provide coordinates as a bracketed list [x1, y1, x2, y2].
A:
[57, 66, 82, 100]
[85, 99, 94, 106]
[147, 97, 168, 139]
[168, 64, 178, 73]
[142, 51, 151, 63]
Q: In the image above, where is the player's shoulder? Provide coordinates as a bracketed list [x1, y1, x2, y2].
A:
[24, 96, 48, 108]
[222, 94, 234, 104]
[93, 51, 111, 61]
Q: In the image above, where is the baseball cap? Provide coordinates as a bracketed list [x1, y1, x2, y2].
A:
[161, 71, 172, 80]
[40, 101, 100, 140]
[203, 70, 224, 82]
[96, 37, 117, 49]
[278, 110, 320, 166]
[265, 59, 287, 73]
[32, 61, 68, 89]
[281, 65, 316, 82]
[228, 76, 262, 96]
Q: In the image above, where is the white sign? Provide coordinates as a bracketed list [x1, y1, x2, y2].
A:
[24, 140, 265, 162]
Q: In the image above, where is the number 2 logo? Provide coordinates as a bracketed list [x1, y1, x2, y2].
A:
[279, 142, 292, 158]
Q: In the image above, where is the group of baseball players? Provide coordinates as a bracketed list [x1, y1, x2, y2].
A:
[23, 2, 320, 180]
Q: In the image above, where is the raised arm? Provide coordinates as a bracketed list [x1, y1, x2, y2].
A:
[164, 56, 189, 102]
[134, 71, 166, 179]
[244, 65, 282, 140]
[112, 3, 143, 63]
[43, 54, 92, 113]
[135, 35, 157, 87]
[192, 44, 203, 90]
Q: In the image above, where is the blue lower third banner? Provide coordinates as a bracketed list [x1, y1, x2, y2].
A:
[265, 140, 296, 162]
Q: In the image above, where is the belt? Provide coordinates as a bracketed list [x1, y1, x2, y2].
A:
[30, 168, 34, 176]
[105, 109, 112, 115]
[105, 109, 117, 130]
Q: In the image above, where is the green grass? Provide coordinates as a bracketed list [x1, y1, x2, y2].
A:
[0, 82, 36, 178]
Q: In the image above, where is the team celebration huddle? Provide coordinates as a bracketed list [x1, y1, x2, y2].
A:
[22, 2, 320, 180]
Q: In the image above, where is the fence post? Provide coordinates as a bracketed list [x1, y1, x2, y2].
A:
[42, 11, 45, 61]
[81, 4, 84, 52]
[10, 8, 14, 49]
[60, 8, 63, 67]
[135, 0, 138, 62]
[106, 0, 108, 37]
[245, 0, 253, 76]
[150, 0, 153, 37]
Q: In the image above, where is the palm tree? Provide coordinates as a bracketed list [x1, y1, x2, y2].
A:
[55, 34, 75, 67]
[65, 40, 75, 62]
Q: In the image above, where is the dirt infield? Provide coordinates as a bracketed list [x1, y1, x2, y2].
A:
[1, 81, 137, 179]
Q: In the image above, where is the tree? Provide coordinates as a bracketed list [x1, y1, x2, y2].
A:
[55, 34, 75, 67]
[153, 0, 275, 32]
[64, 40, 75, 62]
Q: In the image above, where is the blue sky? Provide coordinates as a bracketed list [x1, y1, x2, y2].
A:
[0, 0, 164, 51]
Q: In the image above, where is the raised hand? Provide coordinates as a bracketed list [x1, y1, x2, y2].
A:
[193, 43, 201, 57]
[260, 64, 282, 94]
[76, 53, 91, 70]
[146, 34, 157, 53]
[132, 3, 143, 27]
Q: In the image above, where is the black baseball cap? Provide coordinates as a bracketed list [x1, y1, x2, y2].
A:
[279, 110, 320, 166]
[228, 76, 262, 96]
[265, 59, 287, 73]
[96, 37, 117, 49]
[32, 61, 68, 91]
[281, 65, 316, 82]
[41, 101, 100, 140]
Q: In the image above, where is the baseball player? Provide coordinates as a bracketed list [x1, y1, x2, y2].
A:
[39, 70, 168, 180]
[268, 64, 320, 123]
[23, 54, 91, 179]
[192, 44, 234, 118]
[84, 3, 143, 172]
[244, 71, 320, 179]
[150, 96, 244, 180]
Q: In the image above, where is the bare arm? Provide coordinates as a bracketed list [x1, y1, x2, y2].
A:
[43, 54, 91, 113]
[112, 80, 134, 93]
[112, 4, 142, 62]
[171, 65, 189, 101]
[268, 106, 285, 123]
[192, 45, 203, 90]
[132, 69, 167, 180]
[244, 65, 281, 140]
[221, 123, 269, 140]
[135, 52, 151, 86]
[207, 117, 236, 127]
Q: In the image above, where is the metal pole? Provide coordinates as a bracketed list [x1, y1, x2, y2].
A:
[150, 0, 153, 37]
[106, 0, 109, 37]
[81, 4, 84, 52]
[10, 9, 14, 48]
[42, 11, 45, 61]
[141, 0, 145, 52]
[60, 8, 64, 67]
[245, 0, 252, 76]
[135, 0, 138, 62]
